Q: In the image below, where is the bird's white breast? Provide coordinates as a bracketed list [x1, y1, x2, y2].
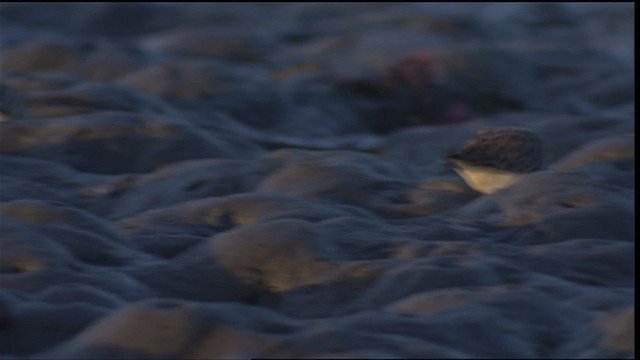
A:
[453, 166, 520, 194]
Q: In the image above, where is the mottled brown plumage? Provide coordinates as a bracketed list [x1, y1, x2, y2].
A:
[446, 128, 544, 173]
[445, 128, 544, 193]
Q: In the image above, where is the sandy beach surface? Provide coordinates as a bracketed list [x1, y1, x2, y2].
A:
[0, 3, 634, 359]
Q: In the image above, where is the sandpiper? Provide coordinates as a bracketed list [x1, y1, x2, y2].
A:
[445, 127, 544, 194]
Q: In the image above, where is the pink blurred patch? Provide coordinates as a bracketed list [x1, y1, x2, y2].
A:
[385, 51, 448, 88]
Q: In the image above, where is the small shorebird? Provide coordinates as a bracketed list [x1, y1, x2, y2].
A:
[445, 127, 544, 194]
